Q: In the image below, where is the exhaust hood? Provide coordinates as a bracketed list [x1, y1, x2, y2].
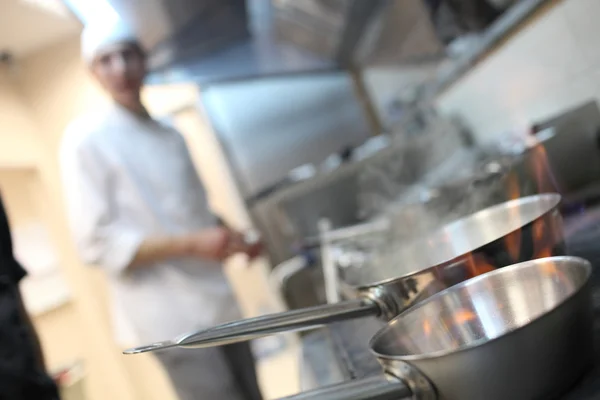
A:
[93, 0, 450, 84]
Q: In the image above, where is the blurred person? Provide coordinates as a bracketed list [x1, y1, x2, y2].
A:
[0, 193, 60, 400]
[59, 20, 262, 400]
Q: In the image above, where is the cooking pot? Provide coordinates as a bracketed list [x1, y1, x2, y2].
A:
[281, 256, 594, 400]
[124, 194, 563, 354]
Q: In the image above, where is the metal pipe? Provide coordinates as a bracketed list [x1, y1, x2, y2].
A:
[278, 376, 410, 400]
[303, 218, 389, 247]
[319, 218, 340, 303]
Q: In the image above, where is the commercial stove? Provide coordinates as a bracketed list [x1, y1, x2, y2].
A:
[299, 205, 600, 399]
[294, 101, 600, 397]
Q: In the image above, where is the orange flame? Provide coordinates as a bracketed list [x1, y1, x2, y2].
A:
[532, 218, 553, 258]
[529, 142, 558, 193]
[506, 171, 521, 200]
[541, 262, 558, 276]
[463, 252, 496, 278]
[504, 173, 522, 262]
[528, 150, 556, 258]
[423, 320, 432, 337]
[453, 309, 477, 324]
[502, 140, 557, 263]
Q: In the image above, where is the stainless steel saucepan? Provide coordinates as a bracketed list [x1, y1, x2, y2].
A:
[124, 194, 563, 354]
[280, 256, 594, 400]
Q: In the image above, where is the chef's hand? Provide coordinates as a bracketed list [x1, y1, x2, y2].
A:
[225, 230, 264, 260]
[243, 239, 263, 260]
[185, 227, 233, 261]
[128, 228, 263, 269]
[184, 227, 263, 261]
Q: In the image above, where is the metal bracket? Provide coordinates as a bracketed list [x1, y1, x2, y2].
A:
[386, 361, 436, 400]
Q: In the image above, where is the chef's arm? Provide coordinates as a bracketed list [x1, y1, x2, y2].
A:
[128, 236, 190, 267]
[127, 228, 240, 268]
[72, 226, 246, 274]
[60, 139, 252, 273]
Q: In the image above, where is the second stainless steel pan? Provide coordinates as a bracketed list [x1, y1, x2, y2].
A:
[124, 194, 563, 354]
[280, 256, 594, 400]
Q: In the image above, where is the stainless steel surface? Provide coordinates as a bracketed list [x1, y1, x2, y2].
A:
[280, 376, 410, 400]
[66, 0, 550, 95]
[284, 256, 594, 400]
[103, 0, 336, 77]
[300, 209, 600, 397]
[105, 0, 252, 71]
[123, 299, 378, 354]
[270, 257, 325, 310]
[269, 257, 310, 294]
[253, 123, 468, 266]
[124, 194, 564, 354]
[319, 219, 341, 304]
[355, 127, 480, 220]
[202, 72, 371, 199]
[250, 157, 363, 265]
[100, 0, 441, 80]
[380, 256, 595, 400]
[331, 193, 562, 288]
[319, 219, 389, 243]
[354, 0, 444, 67]
[81, 0, 548, 92]
[372, 256, 589, 359]
[528, 101, 600, 196]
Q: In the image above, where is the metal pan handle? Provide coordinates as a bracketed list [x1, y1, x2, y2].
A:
[277, 376, 411, 400]
[123, 299, 379, 354]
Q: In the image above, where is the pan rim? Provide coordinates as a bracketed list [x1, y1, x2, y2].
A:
[353, 193, 562, 290]
[369, 255, 592, 361]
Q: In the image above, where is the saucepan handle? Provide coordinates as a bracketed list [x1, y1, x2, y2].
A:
[277, 376, 411, 400]
[123, 299, 379, 354]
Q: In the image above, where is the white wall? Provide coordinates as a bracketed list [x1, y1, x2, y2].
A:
[0, 69, 41, 168]
[436, 0, 600, 142]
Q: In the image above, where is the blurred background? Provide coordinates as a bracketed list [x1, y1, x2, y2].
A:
[2, 0, 600, 398]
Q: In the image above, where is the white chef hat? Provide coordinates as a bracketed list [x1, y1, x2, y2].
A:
[81, 18, 140, 64]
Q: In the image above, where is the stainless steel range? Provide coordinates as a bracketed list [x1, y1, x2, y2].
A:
[298, 206, 600, 400]
[295, 101, 600, 398]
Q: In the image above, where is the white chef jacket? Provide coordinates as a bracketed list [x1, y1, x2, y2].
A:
[60, 104, 242, 346]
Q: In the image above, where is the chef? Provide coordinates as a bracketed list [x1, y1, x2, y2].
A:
[59, 19, 262, 400]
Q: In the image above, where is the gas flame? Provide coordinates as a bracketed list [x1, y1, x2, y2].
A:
[541, 261, 558, 276]
[422, 310, 477, 338]
[532, 218, 553, 258]
[463, 252, 496, 277]
[502, 139, 557, 263]
[504, 172, 522, 262]
[528, 140, 559, 194]
[421, 140, 559, 340]
[423, 319, 432, 336]
[528, 140, 558, 259]
[453, 309, 477, 324]
[428, 309, 478, 335]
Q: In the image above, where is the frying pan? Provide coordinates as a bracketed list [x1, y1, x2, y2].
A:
[124, 194, 563, 354]
[279, 256, 594, 400]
